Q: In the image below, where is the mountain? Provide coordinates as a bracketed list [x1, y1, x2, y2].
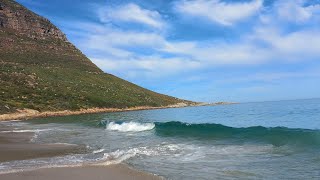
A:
[0, 0, 192, 114]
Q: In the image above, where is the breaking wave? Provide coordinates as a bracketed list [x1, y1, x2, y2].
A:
[101, 120, 320, 147]
[154, 121, 320, 147]
[105, 121, 155, 132]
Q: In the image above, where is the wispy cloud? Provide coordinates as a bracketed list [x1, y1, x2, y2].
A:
[251, 28, 320, 60]
[174, 0, 263, 26]
[87, 29, 165, 50]
[73, 18, 320, 79]
[46, 0, 320, 101]
[91, 56, 201, 78]
[98, 3, 165, 29]
[78, 24, 270, 75]
[275, 0, 320, 23]
[217, 69, 320, 84]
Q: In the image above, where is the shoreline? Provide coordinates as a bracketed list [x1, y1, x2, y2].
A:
[0, 164, 163, 180]
[0, 101, 237, 179]
[0, 102, 238, 121]
[0, 123, 162, 180]
[0, 103, 196, 179]
[0, 103, 193, 121]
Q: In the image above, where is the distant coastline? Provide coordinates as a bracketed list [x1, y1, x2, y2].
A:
[206, 102, 239, 106]
[0, 102, 236, 121]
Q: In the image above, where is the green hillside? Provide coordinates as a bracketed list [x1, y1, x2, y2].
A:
[0, 0, 191, 114]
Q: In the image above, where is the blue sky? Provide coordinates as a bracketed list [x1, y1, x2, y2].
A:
[17, 0, 320, 102]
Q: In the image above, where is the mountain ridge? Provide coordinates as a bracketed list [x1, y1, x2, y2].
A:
[0, 0, 193, 115]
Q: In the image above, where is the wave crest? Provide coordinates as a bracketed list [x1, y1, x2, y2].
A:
[102, 121, 320, 147]
[155, 121, 320, 147]
[106, 121, 155, 132]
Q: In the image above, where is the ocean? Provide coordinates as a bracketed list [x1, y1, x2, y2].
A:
[1, 99, 320, 179]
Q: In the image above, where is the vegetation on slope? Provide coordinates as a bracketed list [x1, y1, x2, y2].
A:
[0, 0, 191, 114]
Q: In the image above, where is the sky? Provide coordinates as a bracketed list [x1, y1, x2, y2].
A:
[16, 0, 320, 102]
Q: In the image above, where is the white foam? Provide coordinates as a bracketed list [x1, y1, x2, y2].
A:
[98, 144, 182, 165]
[0, 154, 86, 175]
[106, 121, 155, 132]
[30, 132, 39, 142]
[99, 147, 156, 165]
[48, 143, 78, 146]
[0, 129, 51, 133]
[93, 149, 105, 154]
[0, 143, 182, 174]
[7, 120, 22, 122]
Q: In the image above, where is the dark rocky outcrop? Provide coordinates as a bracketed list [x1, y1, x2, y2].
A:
[0, 0, 66, 40]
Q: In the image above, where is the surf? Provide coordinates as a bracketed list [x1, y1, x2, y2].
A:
[105, 121, 155, 132]
[154, 121, 320, 147]
[100, 120, 320, 147]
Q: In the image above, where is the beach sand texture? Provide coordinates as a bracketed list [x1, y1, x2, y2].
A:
[0, 123, 162, 180]
[0, 165, 162, 180]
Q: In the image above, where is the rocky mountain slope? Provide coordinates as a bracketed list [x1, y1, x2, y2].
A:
[0, 0, 191, 114]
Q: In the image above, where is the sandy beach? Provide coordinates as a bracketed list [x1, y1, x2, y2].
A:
[0, 133, 85, 162]
[0, 165, 162, 180]
[0, 123, 162, 180]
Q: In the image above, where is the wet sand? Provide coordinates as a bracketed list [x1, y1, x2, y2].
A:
[0, 124, 162, 180]
[0, 164, 162, 180]
[0, 130, 86, 162]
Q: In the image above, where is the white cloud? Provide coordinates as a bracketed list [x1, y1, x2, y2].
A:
[87, 30, 165, 49]
[82, 26, 270, 70]
[91, 56, 201, 78]
[98, 3, 165, 29]
[80, 22, 320, 79]
[277, 1, 312, 22]
[252, 27, 320, 60]
[164, 27, 320, 65]
[175, 0, 263, 26]
[218, 70, 320, 84]
[162, 42, 271, 65]
[259, 0, 320, 24]
[78, 25, 165, 58]
[62, 0, 320, 81]
[275, 0, 320, 23]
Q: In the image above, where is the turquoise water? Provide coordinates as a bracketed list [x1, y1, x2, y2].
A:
[1, 99, 320, 179]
